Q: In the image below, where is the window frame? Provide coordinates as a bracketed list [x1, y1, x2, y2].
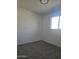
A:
[50, 16, 61, 29]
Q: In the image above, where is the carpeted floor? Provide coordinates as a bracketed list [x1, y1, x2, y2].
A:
[17, 40, 61, 59]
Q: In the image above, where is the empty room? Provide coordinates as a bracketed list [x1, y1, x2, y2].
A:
[17, 0, 61, 59]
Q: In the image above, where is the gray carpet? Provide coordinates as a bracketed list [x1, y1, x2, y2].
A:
[17, 40, 61, 59]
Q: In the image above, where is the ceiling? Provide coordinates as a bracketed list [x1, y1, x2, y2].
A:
[17, 0, 61, 15]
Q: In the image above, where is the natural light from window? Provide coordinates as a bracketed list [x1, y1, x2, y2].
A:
[51, 16, 60, 29]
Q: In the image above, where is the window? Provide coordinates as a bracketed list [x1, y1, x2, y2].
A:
[51, 16, 61, 29]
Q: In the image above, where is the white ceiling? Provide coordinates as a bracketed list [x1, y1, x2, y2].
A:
[17, 0, 61, 15]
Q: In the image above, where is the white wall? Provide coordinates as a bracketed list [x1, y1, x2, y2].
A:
[17, 7, 61, 47]
[17, 8, 42, 45]
[42, 14, 61, 47]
